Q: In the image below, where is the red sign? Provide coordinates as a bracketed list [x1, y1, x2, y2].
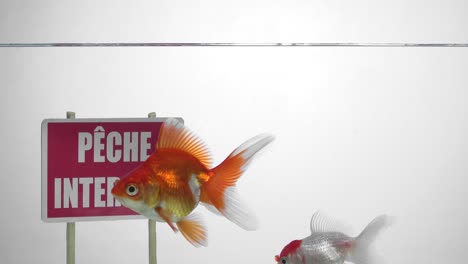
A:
[41, 118, 181, 222]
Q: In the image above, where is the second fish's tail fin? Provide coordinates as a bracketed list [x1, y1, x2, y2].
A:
[348, 215, 393, 264]
[201, 134, 274, 230]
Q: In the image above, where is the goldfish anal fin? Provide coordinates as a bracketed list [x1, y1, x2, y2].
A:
[155, 206, 178, 232]
[157, 118, 212, 168]
[177, 212, 208, 247]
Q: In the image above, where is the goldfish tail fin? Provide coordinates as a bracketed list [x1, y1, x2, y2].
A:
[202, 203, 223, 216]
[201, 134, 274, 230]
[176, 212, 208, 247]
[347, 215, 393, 264]
[204, 187, 259, 230]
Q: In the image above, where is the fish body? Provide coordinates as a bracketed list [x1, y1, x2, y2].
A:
[115, 149, 207, 221]
[275, 212, 391, 264]
[111, 118, 274, 247]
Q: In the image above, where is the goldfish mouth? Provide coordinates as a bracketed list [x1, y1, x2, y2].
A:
[112, 195, 126, 207]
[118, 199, 127, 207]
[110, 180, 119, 196]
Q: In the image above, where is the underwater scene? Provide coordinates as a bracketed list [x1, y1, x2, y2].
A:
[5, 46, 465, 264]
[2, 2, 468, 264]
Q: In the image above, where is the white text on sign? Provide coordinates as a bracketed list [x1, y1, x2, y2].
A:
[78, 126, 152, 163]
[54, 177, 121, 209]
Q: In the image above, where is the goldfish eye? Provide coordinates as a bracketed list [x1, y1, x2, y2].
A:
[126, 184, 139, 196]
[281, 257, 287, 264]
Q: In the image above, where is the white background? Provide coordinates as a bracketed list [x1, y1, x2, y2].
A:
[1, 1, 467, 264]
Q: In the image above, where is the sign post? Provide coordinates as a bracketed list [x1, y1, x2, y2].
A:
[147, 112, 157, 264]
[66, 112, 76, 264]
[41, 113, 180, 263]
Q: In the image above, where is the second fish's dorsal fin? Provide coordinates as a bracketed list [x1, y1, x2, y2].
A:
[157, 118, 212, 168]
[310, 211, 350, 234]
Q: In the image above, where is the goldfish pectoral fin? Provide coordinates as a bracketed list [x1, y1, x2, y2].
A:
[176, 212, 207, 247]
[155, 207, 178, 233]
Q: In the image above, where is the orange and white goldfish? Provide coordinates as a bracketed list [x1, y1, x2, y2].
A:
[275, 211, 391, 264]
[112, 118, 274, 247]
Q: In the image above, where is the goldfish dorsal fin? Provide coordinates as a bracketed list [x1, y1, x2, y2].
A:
[177, 212, 208, 247]
[157, 118, 212, 168]
[310, 211, 351, 234]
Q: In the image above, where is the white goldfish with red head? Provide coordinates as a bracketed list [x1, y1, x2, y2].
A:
[275, 211, 392, 264]
[112, 118, 274, 247]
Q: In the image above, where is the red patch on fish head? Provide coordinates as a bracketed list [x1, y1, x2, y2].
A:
[279, 240, 302, 259]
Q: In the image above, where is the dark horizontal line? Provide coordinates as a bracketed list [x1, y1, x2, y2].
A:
[1, 42, 468, 47]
